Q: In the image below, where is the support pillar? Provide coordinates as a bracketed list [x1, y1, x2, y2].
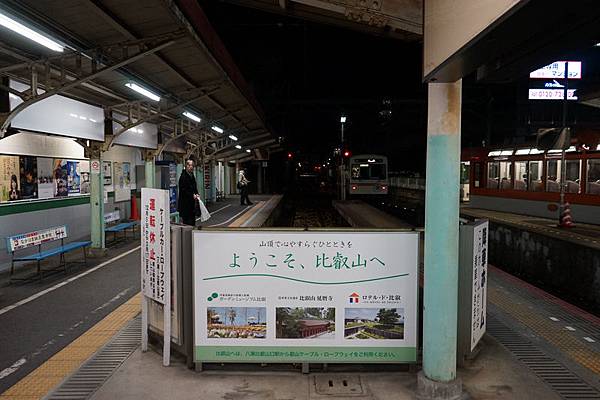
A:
[257, 162, 263, 194]
[419, 80, 464, 400]
[144, 152, 156, 189]
[88, 145, 105, 256]
[210, 161, 217, 203]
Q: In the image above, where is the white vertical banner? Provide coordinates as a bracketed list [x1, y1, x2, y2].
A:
[141, 188, 171, 366]
[470, 220, 488, 351]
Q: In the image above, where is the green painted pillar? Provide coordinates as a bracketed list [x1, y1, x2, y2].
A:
[145, 158, 155, 189]
[423, 80, 462, 383]
[176, 163, 183, 185]
[89, 156, 105, 250]
[196, 165, 205, 203]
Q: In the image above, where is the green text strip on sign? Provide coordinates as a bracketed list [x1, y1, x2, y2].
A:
[193, 230, 419, 364]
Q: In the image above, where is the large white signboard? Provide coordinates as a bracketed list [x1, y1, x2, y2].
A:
[529, 61, 582, 79]
[193, 230, 418, 363]
[141, 188, 171, 304]
[112, 112, 158, 149]
[470, 220, 488, 351]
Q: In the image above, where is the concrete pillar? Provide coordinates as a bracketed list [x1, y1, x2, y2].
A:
[144, 158, 156, 189]
[419, 80, 463, 398]
[89, 154, 105, 252]
[210, 161, 217, 203]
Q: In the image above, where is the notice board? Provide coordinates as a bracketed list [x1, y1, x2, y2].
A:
[193, 230, 418, 363]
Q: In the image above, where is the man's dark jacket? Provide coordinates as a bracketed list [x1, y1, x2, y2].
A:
[177, 171, 198, 222]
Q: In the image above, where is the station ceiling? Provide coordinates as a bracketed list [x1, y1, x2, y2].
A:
[0, 0, 280, 162]
[218, 0, 422, 41]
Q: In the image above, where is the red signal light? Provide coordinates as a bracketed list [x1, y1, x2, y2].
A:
[287, 152, 293, 159]
[343, 150, 351, 157]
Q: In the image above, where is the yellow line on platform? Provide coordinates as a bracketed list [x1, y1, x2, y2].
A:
[0, 294, 141, 400]
[489, 286, 600, 375]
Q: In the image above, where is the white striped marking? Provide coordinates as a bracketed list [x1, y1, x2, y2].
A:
[0, 246, 140, 317]
[565, 326, 576, 331]
[549, 317, 559, 321]
[0, 358, 26, 380]
[196, 204, 230, 221]
[583, 337, 596, 343]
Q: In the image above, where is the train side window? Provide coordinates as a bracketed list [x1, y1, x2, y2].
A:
[514, 161, 527, 191]
[473, 163, 481, 188]
[565, 160, 581, 194]
[586, 159, 600, 195]
[499, 161, 512, 190]
[487, 161, 500, 189]
[546, 160, 560, 192]
[528, 160, 544, 192]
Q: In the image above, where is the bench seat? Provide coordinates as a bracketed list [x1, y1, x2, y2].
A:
[13, 241, 92, 261]
[105, 221, 137, 233]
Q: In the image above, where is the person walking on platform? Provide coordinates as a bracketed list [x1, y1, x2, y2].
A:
[178, 158, 200, 226]
[238, 169, 253, 206]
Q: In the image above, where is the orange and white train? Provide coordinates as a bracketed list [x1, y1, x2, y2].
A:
[461, 144, 600, 224]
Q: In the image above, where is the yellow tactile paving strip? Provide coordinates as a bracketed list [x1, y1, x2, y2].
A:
[0, 293, 141, 400]
[228, 201, 265, 227]
[489, 284, 600, 375]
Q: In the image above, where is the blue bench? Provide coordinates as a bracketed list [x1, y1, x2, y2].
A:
[105, 210, 138, 244]
[6, 226, 91, 281]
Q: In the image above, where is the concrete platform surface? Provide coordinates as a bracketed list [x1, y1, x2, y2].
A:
[333, 200, 413, 229]
[89, 333, 558, 400]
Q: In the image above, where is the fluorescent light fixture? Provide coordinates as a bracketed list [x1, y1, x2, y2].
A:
[548, 149, 562, 153]
[211, 126, 224, 134]
[488, 150, 502, 157]
[235, 145, 242, 149]
[360, 164, 369, 167]
[500, 149, 514, 156]
[125, 82, 160, 101]
[0, 12, 64, 52]
[183, 111, 201, 122]
[530, 148, 544, 155]
[246, 149, 251, 153]
[515, 148, 531, 155]
[340, 116, 347, 123]
[228, 134, 238, 141]
[566, 146, 577, 152]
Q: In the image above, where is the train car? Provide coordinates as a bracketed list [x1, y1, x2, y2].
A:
[461, 144, 600, 224]
[347, 154, 389, 195]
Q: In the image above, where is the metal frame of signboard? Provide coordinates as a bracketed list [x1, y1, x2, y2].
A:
[192, 227, 420, 370]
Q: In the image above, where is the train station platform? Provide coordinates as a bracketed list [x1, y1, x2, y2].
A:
[461, 207, 600, 251]
[332, 200, 413, 229]
[0, 194, 282, 400]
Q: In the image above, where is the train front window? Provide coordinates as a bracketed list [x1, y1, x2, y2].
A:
[370, 164, 387, 180]
[587, 159, 600, 195]
[351, 164, 369, 180]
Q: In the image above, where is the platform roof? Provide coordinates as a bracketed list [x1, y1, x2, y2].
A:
[0, 0, 277, 161]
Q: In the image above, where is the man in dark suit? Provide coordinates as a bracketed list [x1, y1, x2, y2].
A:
[178, 158, 199, 226]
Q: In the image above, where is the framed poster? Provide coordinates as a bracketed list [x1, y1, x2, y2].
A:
[53, 159, 69, 197]
[103, 161, 112, 186]
[0, 155, 20, 202]
[37, 157, 55, 199]
[193, 230, 419, 364]
[19, 156, 38, 199]
[66, 161, 80, 195]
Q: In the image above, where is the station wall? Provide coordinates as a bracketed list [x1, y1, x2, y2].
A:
[0, 133, 143, 271]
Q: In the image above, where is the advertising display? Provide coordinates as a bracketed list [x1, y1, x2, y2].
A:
[0, 155, 21, 201]
[103, 161, 112, 186]
[37, 157, 55, 199]
[193, 230, 419, 363]
[113, 161, 131, 202]
[528, 89, 577, 101]
[7, 225, 67, 252]
[19, 156, 38, 199]
[529, 61, 582, 79]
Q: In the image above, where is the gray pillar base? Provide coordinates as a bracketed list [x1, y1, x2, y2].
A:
[87, 247, 107, 258]
[416, 371, 468, 400]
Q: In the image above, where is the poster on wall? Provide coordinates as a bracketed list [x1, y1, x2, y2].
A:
[80, 160, 90, 194]
[0, 155, 20, 202]
[53, 159, 69, 197]
[37, 157, 55, 199]
[114, 161, 130, 202]
[123, 162, 131, 186]
[193, 230, 419, 363]
[67, 161, 80, 195]
[19, 156, 38, 199]
[103, 161, 112, 186]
